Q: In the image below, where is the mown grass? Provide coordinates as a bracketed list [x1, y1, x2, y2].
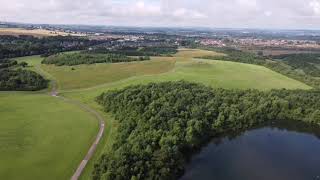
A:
[174, 48, 225, 58]
[0, 93, 98, 180]
[0, 28, 71, 37]
[41, 59, 176, 90]
[15, 55, 43, 66]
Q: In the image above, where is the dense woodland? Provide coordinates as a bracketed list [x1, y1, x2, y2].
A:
[199, 48, 320, 89]
[0, 35, 105, 59]
[42, 52, 150, 66]
[87, 46, 178, 56]
[0, 69, 48, 91]
[94, 81, 320, 180]
[0, 58, 48, 91]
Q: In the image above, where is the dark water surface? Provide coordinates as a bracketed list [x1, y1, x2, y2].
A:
[181, 121, 320, 180]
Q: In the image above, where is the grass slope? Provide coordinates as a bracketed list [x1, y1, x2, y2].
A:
[41, 59, 176, 90]
[0, 93, 98, 180]
[174, 48, 225, 58]
[0, 28, 72, 37]
[38, 49, 310, 91]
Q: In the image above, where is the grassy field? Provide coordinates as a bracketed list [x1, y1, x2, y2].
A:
[15, 55, 43, 67]
[33, 48, 310, 91]
[3, 48, 312, 180]
[41, 59, 176, 90]
[0, 93, 98, 180]
[0, 28, 81, 37]
[174, 48, 225, 58]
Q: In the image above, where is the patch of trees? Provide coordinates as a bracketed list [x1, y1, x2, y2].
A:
[0, 69, 48, 91]
[94, 81, 320, 180]
[87, 46, 178, 56]
[41, 53, 150, 66]
[0, 35, 106, 59]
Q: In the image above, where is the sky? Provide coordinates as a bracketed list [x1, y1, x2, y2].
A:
[1, 0, 320, 29]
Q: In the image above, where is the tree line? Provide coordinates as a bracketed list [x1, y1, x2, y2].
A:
[94, 81, 320, 180]
[87, 46, 178, 57]
[41, 52, 150, 66]
[0, 35, 106, 59]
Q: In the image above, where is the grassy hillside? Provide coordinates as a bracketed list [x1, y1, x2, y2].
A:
[41, 59, 176, 90]
[0, 93, 98, 180]
[0, 28, 73, 37]
[34, 49, 311, 91]
[15, 55, 43, 67]
[174, 48, 225, 58]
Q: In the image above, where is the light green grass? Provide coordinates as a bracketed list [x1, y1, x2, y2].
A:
[175, 48, 225, 58]
[61, 58, 311, 93]
[0, 93, 98, 180]
[41, 59, 176, 90]
[15, 55, 43, 66]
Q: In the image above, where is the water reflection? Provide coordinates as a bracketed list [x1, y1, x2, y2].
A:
[181, 120, 320, 180]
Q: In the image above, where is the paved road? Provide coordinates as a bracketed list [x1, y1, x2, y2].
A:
[48, 73, 105, 180]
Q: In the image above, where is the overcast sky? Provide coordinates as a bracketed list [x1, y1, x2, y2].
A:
[1, 0, 320, 29]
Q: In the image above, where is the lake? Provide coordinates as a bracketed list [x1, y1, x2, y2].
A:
[181, 121, 320, 180]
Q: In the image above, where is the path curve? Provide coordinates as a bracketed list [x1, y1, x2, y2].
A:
[43, 67, 105, 180]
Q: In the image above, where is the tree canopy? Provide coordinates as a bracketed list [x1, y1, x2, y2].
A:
[0, 35, 105, 59]
[94, 81, 320, 180]
[42, 52, 150, 66]
[0, 69, 48, 91]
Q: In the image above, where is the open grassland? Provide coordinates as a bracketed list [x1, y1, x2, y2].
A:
[41, 59, 176, 90]
[15, 55, 43, 67]
[174, 48, 225, 58]
[40, 49, 310, 92]
[0, 28, 72, 37]
[0, 93, 98, 180]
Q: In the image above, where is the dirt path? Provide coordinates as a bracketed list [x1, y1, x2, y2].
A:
[46, 70, 105, 180]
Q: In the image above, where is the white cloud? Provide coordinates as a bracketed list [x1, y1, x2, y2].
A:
[264, 11, 273, 17]
[0, 0, 320, 29]
[236, 0, 258, 8]
[172, 8, 207, 19]
[310, 0, 320, 15]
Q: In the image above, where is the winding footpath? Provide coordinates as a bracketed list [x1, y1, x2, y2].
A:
[46, 70, 105, 180]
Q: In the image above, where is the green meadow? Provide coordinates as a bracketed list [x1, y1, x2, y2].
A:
[0, 93, 98, 180]
[1, 48, 312, 179]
